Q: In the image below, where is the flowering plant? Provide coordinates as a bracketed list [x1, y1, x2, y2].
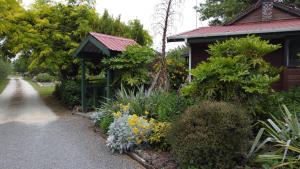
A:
[106, 104, 153, 153]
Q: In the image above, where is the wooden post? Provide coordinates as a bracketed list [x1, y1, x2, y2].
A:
[81, 58, 87, 113]
[106, 69, 112, 98]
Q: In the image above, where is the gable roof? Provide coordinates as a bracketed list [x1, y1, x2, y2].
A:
[168, 1, 300, 42]
[225, 1, 300, 25]
[89, 32, 137, 52]
[168, 19, 300, 42]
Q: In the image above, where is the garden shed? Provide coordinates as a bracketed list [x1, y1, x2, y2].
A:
[73, 32, 137, 112]
[168, 0, 300, 90]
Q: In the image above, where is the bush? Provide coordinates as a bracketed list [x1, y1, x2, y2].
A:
[168, 101, 252, 169]
[0, 60, 11, 82]
[106, 105, 152, 153]
[113, 87, 191, 122]
[149, 122, 171, 151]
[248, 105, 300, 169]
[35, 73, 54, 82]
[100, 115, 114, 133]
[54, 80, 81, 108]
[182, 36, 280, 103]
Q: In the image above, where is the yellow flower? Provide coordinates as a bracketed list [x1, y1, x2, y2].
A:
[113, 111, 122, 118]
[120, 103, 130, 112]
[128, 114, 138, 126]
[135, 138, 142, 144]
[132, 127, 139, 134]
[144, 111, 149, 115]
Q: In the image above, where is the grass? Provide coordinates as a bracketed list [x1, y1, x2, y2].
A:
[25, 78, 55, 96]
[0, 79, 9, 94]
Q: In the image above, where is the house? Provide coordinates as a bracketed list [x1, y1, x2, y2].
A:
[168, 0, 300, 90]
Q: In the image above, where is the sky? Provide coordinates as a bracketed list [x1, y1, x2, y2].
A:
[22, 0, 208, 50]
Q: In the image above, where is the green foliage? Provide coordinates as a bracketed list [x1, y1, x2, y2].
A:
[167, 45, 188, 91]
[112, 87, 190, 122]
[54, 80, 81, 108]
[149, 122, 171, 151]
[182, 36, 280, 103]
[248, 105, 300, 169]
[196, 0, 300, 25]
[1, 1, 152, 81]
[35, 73, 54, 82]
[103, 45, 156, 87]
[0, 60, 11, 82]
[168, 101, 252, 169]
[99, 115, 114, 133]
[14, 56, 29, 74]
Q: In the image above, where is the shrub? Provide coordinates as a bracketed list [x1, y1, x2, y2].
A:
[113, 87, 190, 122]
[182, 36, 280, 103]
[149, 122, 171, 151]
[0, 60, 11, 82]
[248, 105, 300, 169]
[106, 104, 152, 153]
[35, 73, 54, 82]
[167, 45, 189, 90]
[54, 80, 81, 108]
[102, 45, 156, 87]
[168, 101, 252, 169]
[100, 115, 114, 133]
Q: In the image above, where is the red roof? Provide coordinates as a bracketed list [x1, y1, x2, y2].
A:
[90, 32, 137, 51]
[168, 19, 300, 41]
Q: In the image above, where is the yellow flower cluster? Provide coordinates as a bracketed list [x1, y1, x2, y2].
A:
[120, 103, 130, 112]
[113, 111, 122, 118]
[127, 114, 152, 145]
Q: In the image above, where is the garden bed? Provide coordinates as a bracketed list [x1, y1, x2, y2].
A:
[92, 125, 178, 169]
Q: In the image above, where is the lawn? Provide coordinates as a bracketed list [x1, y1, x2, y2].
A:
[0, 79, 9, 94]
[25, 78, 55, 96]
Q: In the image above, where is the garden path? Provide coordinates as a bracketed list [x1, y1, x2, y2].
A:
[0, 77, 143, 169]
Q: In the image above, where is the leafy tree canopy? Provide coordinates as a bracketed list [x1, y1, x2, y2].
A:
[196, 0, 300, 25]
[103, 45, 157, 88]
[1, 0, 152, 80]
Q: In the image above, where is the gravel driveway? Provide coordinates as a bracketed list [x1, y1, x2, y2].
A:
[0, 78, 144, 169]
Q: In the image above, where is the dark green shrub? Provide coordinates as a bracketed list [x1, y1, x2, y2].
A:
[100, 115, 114, 133]
[168, 101, 252, 169]
[147, 91, 191, 122]
[112, 87, 191, 122]
[35, 73, 53, 82]
[0, 60, 11, 82]
[54, 80, 81, 108]
[182, 36, 280, 103]
[35, 73, 54, 82]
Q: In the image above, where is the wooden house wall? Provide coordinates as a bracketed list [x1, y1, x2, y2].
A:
[234, 7, 298, 25]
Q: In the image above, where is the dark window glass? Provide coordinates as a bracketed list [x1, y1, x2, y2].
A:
[288, 39, 300, 67]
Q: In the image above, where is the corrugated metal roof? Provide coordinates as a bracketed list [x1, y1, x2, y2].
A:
[168, 19, 300, 41]
[90, 32, 137, 52]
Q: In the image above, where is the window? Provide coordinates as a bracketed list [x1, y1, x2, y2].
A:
[288, 39, 300, 67]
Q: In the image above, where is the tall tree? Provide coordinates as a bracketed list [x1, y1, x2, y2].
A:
[150, 0, 184, 91]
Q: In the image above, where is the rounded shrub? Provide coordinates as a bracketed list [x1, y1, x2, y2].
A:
[168, 101, 252, 169]
[35, 73, 53, 82]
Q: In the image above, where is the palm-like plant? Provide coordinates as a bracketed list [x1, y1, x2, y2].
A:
[248, 105, 300, 168]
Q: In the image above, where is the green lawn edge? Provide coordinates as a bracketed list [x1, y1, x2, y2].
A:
[0, 79, 9, 94]
[25, 78, 55, 96]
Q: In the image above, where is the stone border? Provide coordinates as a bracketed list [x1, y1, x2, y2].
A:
[74, 111, 155, 169]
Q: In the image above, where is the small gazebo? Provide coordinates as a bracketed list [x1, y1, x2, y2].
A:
[73, 32, 137, 112]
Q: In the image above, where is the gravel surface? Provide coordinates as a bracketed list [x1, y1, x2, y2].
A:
[0, 78, 144, 169]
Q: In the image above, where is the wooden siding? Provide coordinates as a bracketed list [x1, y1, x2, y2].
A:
[191, 43, 210, 68]
[234, 6, 299, 25]
[282, 68, 300, 90]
